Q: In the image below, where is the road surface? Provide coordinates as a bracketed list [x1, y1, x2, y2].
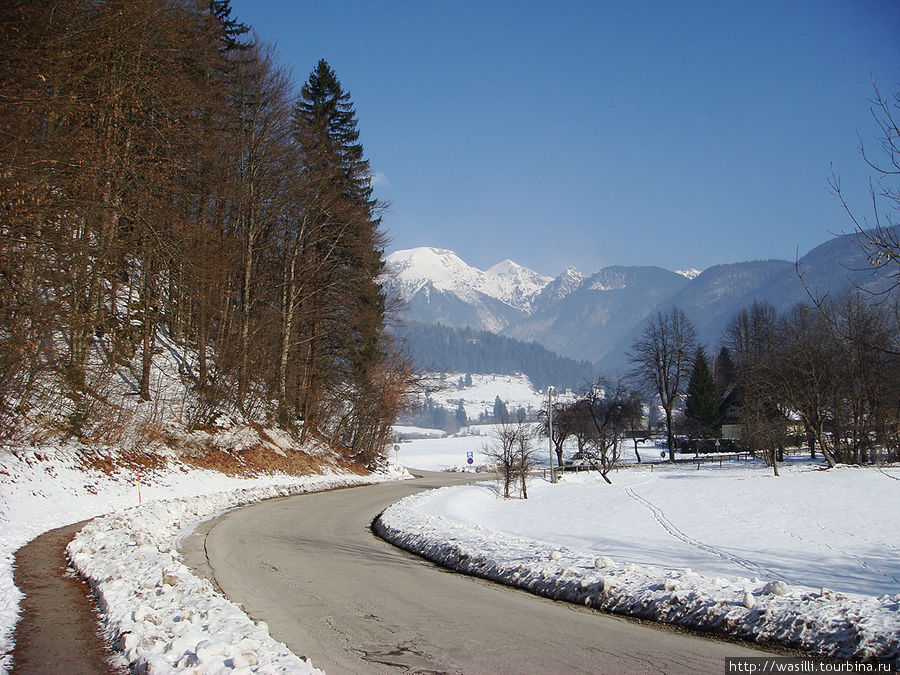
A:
[183, 471, 773, 673]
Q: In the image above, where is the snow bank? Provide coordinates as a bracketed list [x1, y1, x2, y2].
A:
[374, 484, 900, 667]
[68, 474, 397, 673]
[0, 440, 409, 673]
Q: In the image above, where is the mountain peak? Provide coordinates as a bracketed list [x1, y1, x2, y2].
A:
[383, 247, 551, 318]
[676, 267, 702, 280]
[486, 259, 524, 276]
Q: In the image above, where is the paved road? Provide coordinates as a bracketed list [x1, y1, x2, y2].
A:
[183, 472, 772, 674]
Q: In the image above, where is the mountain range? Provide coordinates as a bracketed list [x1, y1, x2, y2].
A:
[381, 230, 895, 375]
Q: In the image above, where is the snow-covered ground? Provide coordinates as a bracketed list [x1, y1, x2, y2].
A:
[3, 407, 897, 670]
[382, 436, 900, 664]
[393, 425, 502, 471]
[0, 441, 408, 673]
[394, 419, 632, 472]
[422, 371, 553, 421]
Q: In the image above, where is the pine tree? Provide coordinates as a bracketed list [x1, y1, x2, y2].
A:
[208, 0, 252, 51]
[291, 59, 389, 455]
[493, 396, 509, 422]
[713, 346, 736, 400]
[293, 59, 374, 209]
[685, 346, 721, 438]
[455, 400, 468, 428]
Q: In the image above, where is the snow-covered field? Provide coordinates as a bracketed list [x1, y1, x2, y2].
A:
[3, 403, 897, 671]
[0, 441, 408, 673]
[394, 419, 640, 472]
[422, 372, 551, 421]
[384, 433, 900, 664]
[393, 425, 502, 471]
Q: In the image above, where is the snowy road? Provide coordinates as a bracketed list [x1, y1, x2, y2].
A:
[183, 471, 771, 674]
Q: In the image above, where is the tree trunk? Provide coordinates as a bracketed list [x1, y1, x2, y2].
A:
[238, 222, 254, 407]
[197, 298, 208, 389]
[139, 258, 156, 401]
[816, 422, 837, 468]
[665, 406, 676, 462]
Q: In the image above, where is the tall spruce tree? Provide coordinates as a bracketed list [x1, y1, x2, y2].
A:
[456, 400, 468, 428]
[208, 0, 252, 51]
[294, 59, 375, 210]
[685, 346, 721, 438]
[291, 59, 387, 454]
[493, 396, 509, 422]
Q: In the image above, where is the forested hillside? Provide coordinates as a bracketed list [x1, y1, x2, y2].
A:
[396, 322, 596, 391]
[0, 1, 412, 464]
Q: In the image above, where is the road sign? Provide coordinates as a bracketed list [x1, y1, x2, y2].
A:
[466, 451, 474, 465]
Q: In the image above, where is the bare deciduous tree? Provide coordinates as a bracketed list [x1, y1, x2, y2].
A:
[579, 381, 642, 484]
[831, 84, 899, 297]
[485, 414, 536, 498]
[629, 308, 697, 462]
[725, 301, 788, 475]
[0, 2, 411, 464]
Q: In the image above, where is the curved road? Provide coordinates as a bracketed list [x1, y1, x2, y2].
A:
[183, 472, 772, 674]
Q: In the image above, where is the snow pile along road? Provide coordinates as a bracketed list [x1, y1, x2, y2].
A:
[374, 484, 900, 667]
[67, 473, 402, 673]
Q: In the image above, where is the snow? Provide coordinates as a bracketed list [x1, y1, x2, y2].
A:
[3, 397, 898, 670]
[383, 247, 551, 312]
[676, 267, 702, 280]
[67, 473, 407, 673]
[376, 456, 900, 665]
[384, 247, 481, 300]
[0, 442, 409, 673]
[483, 259, 553, 311]
[535, 265, 583, 304]
[423, 371, 549, 421]
[394, 428, 499, 472]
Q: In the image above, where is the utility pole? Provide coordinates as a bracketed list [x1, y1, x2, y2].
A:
[548, 386, 557, 483]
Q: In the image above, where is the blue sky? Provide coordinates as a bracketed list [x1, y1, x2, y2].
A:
[231, 0, 899, 277]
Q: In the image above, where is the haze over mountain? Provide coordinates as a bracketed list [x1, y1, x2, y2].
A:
[382, 229, 895, 376]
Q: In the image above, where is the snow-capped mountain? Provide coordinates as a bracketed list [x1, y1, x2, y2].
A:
[384, 248, 550, 313]
[531, 266, 584, 311]
[381, 248, 552, 332]
[384, 248, 484, 303]
[504, 266, 688, 364]
[384, 228, 894, 374]
[382, 247, 691, 352]
[484, 259, 552, 312]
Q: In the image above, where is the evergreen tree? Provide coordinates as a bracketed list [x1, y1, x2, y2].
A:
[455, 400, 468, 428]
[294, 59, 374, 209]
[713, 346, 736, 400]
[493, 396, 509, 422]
[208, 0, 252, 51]
[291, 59, 388, 453]
[714, 345, 739, 424]
[685, 346, 721, 438]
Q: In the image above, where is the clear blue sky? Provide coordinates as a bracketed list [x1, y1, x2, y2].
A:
[231, 0, 899, 277]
